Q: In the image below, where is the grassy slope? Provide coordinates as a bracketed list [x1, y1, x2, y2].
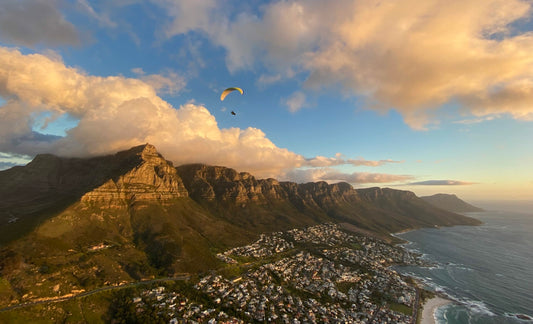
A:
[0, 197, 255, 307]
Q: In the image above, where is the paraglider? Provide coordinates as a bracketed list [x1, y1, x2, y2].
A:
[220, 87, 243, 116]
[220, 87, 243, 101]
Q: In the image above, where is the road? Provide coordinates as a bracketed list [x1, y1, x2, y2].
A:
[0, 275, 190, 313]
[411, 287, 421, 324]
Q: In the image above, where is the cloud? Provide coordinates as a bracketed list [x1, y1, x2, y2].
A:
[347, 158, 403, 167]
[408, 180, 477, 186]
[0, 46, 305, 179]
[0, 152, 32, 170]
[257, 74, 283, 87]
[76, 0, 117, 28]
[0, 0, 79, 47]
[284, 91, 307, 113]
[454, 116, 497, 125]
[304, 156, 403, 168]
[0, 162, 18, 170]
[0, 46, 413, 182]
[156, 0, 217, 38]
[132, 68, 186, 96]
[284, 168, 413, 184]
[157, 0, 533, 129]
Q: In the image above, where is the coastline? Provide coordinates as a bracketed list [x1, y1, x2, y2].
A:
[420, 296, 452, 324]
[391, 228, 417, 236]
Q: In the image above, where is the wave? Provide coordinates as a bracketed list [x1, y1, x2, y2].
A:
[435, 303, 452, 324]
[426, 264, 442, 270]
[402, 272, 448, 294]
[445, 262, 474, 272]
[400, 271, 497, 318]
[392, 229, 417, 236]
[456, 298, 495, 317]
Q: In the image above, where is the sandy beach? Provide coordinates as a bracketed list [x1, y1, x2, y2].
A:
[420, 296, 452, 324]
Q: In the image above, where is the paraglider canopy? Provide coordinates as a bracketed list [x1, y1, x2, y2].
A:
[220, 87, 243, 101]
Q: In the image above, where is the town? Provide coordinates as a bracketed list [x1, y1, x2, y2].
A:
[127, 224, 427, 323]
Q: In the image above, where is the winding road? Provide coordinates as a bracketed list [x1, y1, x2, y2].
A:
[0, 275, 190, 313]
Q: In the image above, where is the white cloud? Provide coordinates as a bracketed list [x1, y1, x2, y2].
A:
[156, 0, 217, 37]
[76, 0, 117, 28]
[257, 74, 283, 87]
[0, 152, 32, 170]
[284, 91, 307, 113]
[0, 47, 304, 178]
[132, 68, 186, 96]
[454, 116, 497, 125]
[157, 0, 533, 129]
[0, 0, 79, 47]
[0, 47, 414, 182]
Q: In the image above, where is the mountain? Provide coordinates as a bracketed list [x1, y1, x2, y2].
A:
[0, 144, 189, 243]
[421, 193, 484, 213]
[0, 144, 481, 306]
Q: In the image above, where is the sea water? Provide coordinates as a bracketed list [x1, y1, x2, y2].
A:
[395, 206, 533, 324]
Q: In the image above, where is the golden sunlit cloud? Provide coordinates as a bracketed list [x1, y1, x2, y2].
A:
[131, 68, 186, 96]
[284, 168, 413, 184]
[160, 0, 533, 129]
[304, 156, 403, 168]
[0, 47, 301, 178]
[0, 46, 410, 183]
[408, 180, 477, 186]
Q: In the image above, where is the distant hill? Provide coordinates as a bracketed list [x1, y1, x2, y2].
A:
[421, 193, 484, 212]
[0, 144, 482, 306]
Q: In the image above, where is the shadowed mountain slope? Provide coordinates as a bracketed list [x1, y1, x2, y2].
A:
[0, 144, 188, 243]
[175, 164, 481, 234]
[421, 193, 484, 213]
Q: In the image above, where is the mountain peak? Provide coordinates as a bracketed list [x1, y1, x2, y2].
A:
[80, 143, 187, 205]
[421, 193, 484, 212]
[138, 143, 158, 155]
[136, 143, 167, 165]
[118, 143, 160, 159]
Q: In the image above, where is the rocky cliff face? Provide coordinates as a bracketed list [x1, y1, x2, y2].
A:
[0, 144, 191, 242]
[81, 144, 188, 207]
[174, 162, 480, 233]
[0, 144, 188, 212]
[175, 164, 360, 208]
[176, 164, 263, 202]
[289, 181, 360, 208]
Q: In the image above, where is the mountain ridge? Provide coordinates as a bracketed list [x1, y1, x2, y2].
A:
[421, 193, 484, 212]
[0, 143, 482, 243]
[0, 144, 482, 306]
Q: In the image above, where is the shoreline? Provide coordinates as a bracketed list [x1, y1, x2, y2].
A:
[420, 296, 452, 324]
[391, 228, 417, 236]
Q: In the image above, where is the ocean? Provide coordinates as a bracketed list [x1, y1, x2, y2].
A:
[395, 205, 533, 324]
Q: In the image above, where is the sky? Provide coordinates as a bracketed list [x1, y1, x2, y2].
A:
[0, 0, 532, 201]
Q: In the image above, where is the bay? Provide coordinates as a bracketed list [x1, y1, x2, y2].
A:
[395, 207, 533, 323]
